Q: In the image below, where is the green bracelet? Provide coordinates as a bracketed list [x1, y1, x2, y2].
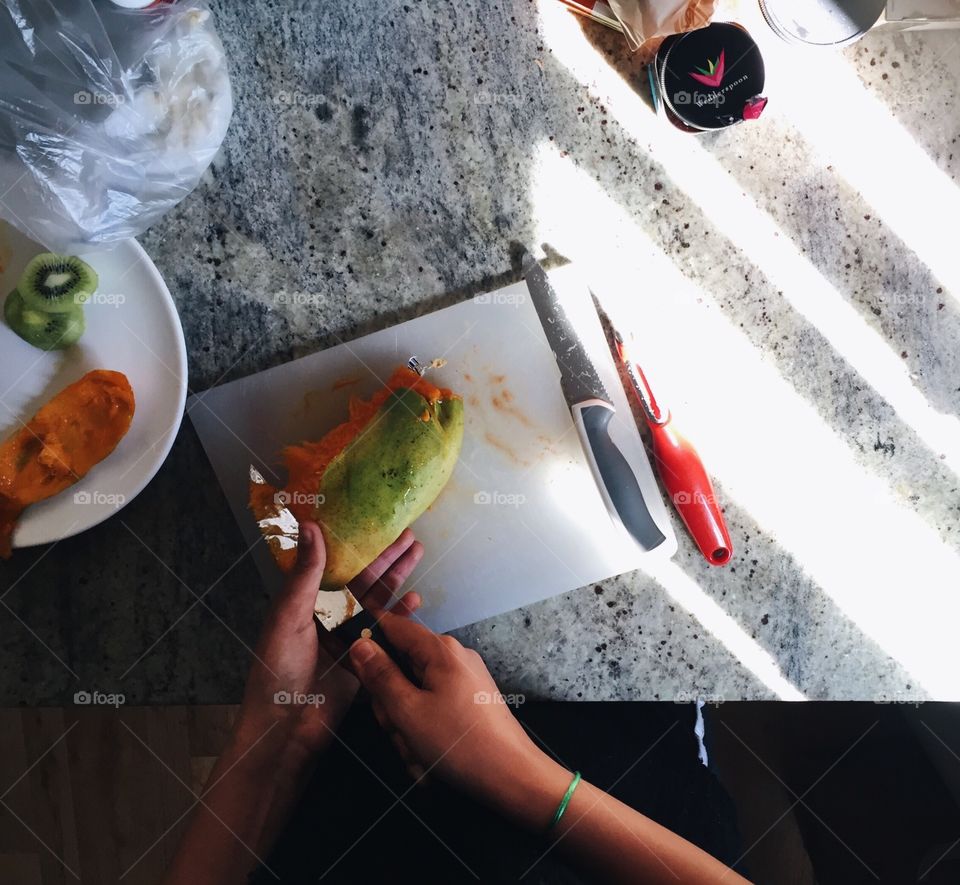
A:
[549, 771, 581, 831]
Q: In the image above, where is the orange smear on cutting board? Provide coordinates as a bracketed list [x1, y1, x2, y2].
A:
[491, 388, 533, 428]
[484, 432, 532, 468]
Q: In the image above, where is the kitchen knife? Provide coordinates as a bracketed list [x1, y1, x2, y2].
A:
[249, 465, 419, 680]
[521, 254, 666, 551]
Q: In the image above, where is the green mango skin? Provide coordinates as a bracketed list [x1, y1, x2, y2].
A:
[313, 387, 464, 589]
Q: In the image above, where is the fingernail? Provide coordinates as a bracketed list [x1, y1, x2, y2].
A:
[351, 639, 377, 666]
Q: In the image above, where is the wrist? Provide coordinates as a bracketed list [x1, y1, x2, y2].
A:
[484, 744, 575, 832]
[227, 712, 317, 779]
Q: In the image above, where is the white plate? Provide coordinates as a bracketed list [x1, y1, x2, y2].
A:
[0, 222, 187, 549]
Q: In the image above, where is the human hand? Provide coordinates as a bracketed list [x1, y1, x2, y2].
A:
[235, 522, 424, 755]
[348, 615, 570, 824]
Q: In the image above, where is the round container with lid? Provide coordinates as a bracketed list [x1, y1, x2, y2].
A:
[653, 23, 768, 132]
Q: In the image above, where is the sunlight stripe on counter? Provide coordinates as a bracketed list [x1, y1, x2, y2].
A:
[536, 0, 960, 481]
[530, 144, 958, 697]
[644, 558, 806, 701]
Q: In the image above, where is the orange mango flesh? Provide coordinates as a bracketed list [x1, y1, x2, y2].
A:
[250, 366, 454, 573]
[0, 369, 135, 558]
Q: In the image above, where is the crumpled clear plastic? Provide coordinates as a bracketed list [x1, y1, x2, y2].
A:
[0, 0, 232, 252]
[607, 0, 717, 53]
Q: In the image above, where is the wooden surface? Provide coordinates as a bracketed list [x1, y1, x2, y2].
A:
[0, 707, 237, 885]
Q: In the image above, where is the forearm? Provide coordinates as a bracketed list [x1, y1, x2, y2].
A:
[345, 615, 747, 883]
[163, 719, 316, 885]
[494, 750, 750, 885]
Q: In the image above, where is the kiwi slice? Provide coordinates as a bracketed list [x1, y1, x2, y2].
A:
[17, 253, 98, 314]
[4, 289, 85, 351]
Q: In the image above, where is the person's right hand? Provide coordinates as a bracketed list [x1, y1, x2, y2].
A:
[348, 614, 570, 820]
[349, 619, 751, 885]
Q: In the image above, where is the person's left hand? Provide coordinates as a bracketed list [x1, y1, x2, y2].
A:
[235, 521, 424, 755]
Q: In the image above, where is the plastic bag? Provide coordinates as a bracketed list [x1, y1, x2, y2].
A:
[607, 0, 716, 52]
[0, 0, 232, 252]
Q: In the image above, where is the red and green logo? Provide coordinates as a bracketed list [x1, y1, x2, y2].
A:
[689, 49, 726, 88]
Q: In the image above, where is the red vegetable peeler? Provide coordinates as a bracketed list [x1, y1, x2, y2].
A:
[614, 330, 732, 566]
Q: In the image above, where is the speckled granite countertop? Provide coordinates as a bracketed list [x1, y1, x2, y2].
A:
[2, 1, 958, 704]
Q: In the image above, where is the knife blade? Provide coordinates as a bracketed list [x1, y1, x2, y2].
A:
[521, 254, 666, 551]
[249, 465, 417, 677]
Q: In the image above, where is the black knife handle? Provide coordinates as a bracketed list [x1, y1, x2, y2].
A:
[329, 609, 421, 686]
[573, 400, 666, 551]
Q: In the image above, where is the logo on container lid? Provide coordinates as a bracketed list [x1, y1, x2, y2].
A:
[689, 50, 726, 88]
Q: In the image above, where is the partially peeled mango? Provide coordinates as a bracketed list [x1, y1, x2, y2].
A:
[250, 366, 464, 589]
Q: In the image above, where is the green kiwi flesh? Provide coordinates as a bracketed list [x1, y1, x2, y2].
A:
[18, 253, 98, 314]
[4, 289, 85, 351]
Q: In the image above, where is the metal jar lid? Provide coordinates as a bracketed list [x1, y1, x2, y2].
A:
[759, 0, 886, 47]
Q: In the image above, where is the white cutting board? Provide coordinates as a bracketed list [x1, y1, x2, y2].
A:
[188, 265, 676, 632]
